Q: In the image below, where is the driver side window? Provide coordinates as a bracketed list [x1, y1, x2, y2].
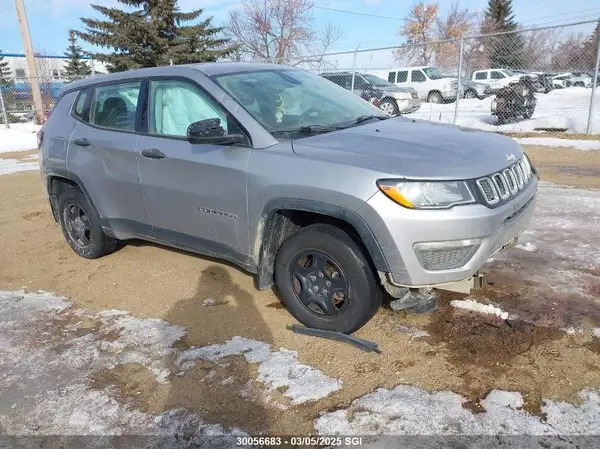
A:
[148, 79, 228, 138]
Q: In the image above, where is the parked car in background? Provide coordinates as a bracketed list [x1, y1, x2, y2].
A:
[370, 66, 459, 103]
[320, 72, 421, 116]
[472, 69, 522, 91]
[39, 62, 538, 334]
[491, 76, 537, 125]
[552, 73, 571, 88]
[569, 72, 594, 88]
[443, 74, 490, 99]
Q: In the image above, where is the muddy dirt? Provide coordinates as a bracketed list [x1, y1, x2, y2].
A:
[1, 145, 600, 434]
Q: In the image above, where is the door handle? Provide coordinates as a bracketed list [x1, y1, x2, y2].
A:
[141, 148, 166, 159]
[73, 138, 90, 147]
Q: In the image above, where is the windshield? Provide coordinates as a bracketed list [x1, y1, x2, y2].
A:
[422, 67, 446, 80]
[211, 68, 386, 135]
[362, 74, 394, 87]
[502, 69, 517, 77]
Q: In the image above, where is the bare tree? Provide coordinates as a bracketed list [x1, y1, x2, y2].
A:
[434, 1, 475, 71]
[551, 33, 589, 71]
[226, 0, 341, 67]
[394, 2, 439, 65]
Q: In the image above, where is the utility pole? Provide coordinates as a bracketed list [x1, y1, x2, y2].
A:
[14, 0, 44, 125]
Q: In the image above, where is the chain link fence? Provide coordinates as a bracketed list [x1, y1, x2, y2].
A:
[1, 20, 599, 134]
[266, 19, 600, 135]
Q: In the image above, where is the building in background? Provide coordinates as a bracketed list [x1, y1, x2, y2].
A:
[0, 53, 107, 115]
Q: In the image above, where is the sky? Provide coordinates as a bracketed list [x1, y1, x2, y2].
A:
[0, 0, 599, 57]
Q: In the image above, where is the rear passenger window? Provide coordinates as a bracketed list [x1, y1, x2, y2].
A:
[475, 72, 487, 80]
[90, 81, 141, 132]
[388, 72, 396, 83]
[396, 71, 408, 83]
[72, 90, 89, 120]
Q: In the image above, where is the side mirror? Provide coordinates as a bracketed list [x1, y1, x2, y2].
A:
[187, 118, 247, 146]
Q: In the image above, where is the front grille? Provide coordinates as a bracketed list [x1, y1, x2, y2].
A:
[476, 156, 532, 206]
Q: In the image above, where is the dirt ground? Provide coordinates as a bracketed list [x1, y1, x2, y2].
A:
[1, 144, 600, 436]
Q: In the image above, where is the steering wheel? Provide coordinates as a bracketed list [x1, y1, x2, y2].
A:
[298, 107, 323, 125]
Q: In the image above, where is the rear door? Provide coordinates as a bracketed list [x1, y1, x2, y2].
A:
[67, 80, 151, 238]
[409, 70, 428, 98]
[136, 77, 252, 257]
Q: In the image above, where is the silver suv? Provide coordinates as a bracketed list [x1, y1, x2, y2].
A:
[39, 63, 538, 334]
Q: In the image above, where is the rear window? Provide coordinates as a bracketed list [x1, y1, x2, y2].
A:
[72, 89, 89, 121]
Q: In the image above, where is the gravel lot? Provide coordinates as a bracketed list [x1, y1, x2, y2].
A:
[0, 143, 599, 444]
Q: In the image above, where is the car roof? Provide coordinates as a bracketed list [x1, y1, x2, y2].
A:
[57, 62, 291, 95]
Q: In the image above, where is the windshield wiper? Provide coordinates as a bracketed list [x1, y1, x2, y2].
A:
[339, 115, 389, 128]
[272, 124, 342, 136]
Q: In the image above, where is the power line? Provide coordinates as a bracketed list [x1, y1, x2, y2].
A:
[313, 6, 406, 21]
[520, 7, 600, 24]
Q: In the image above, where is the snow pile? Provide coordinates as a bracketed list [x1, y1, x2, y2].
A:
[0, 157, 39, 175]
[316, 385, 600, 439]
[0, 289, 246, 442]
[594, 329, 600, 338]
[516, 242, 537, 252]
[0, 122, 40, 153]
[177, 336, 342, 405]
[407, 88, 599, 134]
[515, 137, 600, 150]
[450, 298, 509, 320]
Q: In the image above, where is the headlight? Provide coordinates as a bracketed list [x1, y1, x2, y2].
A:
[491, 99, 497, 111]
[443, 83, 453, 91]
[377, 180, 475, 209]
[522, 88, 528, 96]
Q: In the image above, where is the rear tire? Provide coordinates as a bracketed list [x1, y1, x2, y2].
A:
[57, 187, 121, 259]
[274, 224, 382, 334]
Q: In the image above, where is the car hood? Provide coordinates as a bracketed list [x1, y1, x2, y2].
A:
[291, 117, 524, 180]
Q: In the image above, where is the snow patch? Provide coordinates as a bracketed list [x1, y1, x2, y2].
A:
[0, 157, 39, 175]
[178, 336, 342, 404]
[450, 298, 509, 320]
[514, 137, 600, 151]
[0, 122, 40, 153]
[593, 328, 600, 338]
[516, 242, 537, 252]
[315, 385, 600, 438]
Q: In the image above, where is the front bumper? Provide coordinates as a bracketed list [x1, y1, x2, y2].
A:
[359, 176, 538, 287]
[396, 98, 422, 114]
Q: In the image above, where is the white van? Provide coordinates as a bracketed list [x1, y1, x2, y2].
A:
[471, 69, 522, 91]
[369, 66, 458, 103]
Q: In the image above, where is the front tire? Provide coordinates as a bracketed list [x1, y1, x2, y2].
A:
[274, 224, 382, 334]
[379, 98, 398, 116]
[464, 89, 477, 99]
[57, 187, 121, 259]
[427, 91, 443, 103]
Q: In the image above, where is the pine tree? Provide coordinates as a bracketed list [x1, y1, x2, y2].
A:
[0, 51, 13, 87]
[64, 31, 92, 80]
[581, 22, 599, 70]
[74, 0, 233, 73]
[483, 0, 526, 69]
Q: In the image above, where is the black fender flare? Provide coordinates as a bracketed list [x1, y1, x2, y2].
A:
[254, 198, 391, 289]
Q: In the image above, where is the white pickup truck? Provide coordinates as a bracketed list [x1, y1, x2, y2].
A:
[472, 69, 522, 92]
[369, 66, 459, 103]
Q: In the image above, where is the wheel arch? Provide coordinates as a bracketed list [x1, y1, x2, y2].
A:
[46, 170, 112, 236]
[254, 198, 390, 290]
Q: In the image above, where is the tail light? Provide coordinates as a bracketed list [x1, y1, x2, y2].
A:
[370, 98, 380, 106]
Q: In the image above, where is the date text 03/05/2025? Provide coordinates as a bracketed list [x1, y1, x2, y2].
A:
[236, 436, 364, 446]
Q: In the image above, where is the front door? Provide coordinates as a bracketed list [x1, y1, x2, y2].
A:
[136, 78, 252, 260]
